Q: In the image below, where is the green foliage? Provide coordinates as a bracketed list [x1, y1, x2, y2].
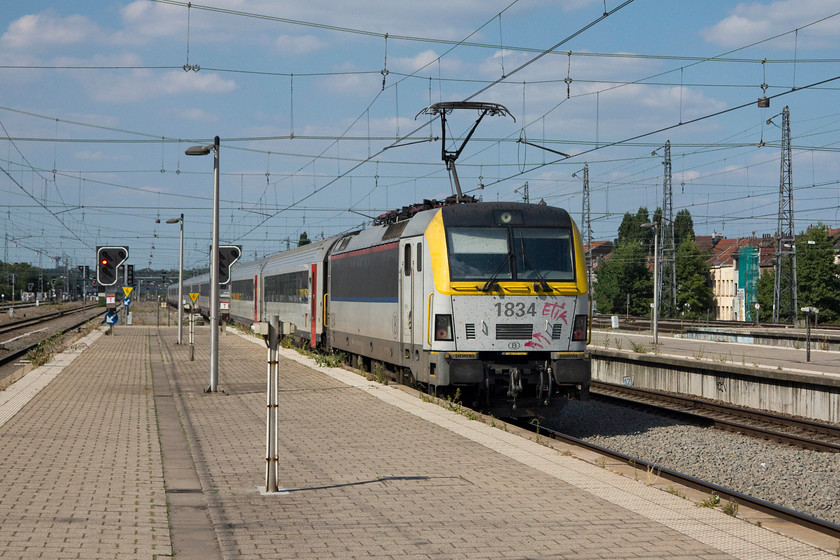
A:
[297, 231, 312, 247]
[27, 332, 63, 367]
[593, 242, 652, 315]
[0, 260, 45, 300]
[756, 268, 775, 322]
[314, 350, 345, 367]
[615, 207, 654, 250]
[700, 493, 720, 509]
[796, 225, 840, 323]
[756, 225, 840, 324]
[674, 209, 695, 247]
[675, 239, 714, 318]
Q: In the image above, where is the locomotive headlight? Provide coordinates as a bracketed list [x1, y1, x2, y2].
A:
[493, 209, 523, 225]
[572, 314, 588, 341]
[434, 314, 454, 341]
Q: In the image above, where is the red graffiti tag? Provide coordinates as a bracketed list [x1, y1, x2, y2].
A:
[542, 301, 568, 324]
[524, 332, 550, 349]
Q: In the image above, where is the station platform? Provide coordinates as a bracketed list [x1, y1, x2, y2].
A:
[591, 328, 840, 381]
[588, 327, 840, 424]
[0, 323, 836, 559]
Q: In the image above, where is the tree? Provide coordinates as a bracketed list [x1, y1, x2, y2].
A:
[297, 232, 311, 247]
[593, 242, 653, 315]
[674, 239, 714, 318]
[756, 268, 776, 323]
[755, 225, 840, 324]
[674, 209, 695, 247]
[615, 207, 654, 251]
[796, 225, 840, 323]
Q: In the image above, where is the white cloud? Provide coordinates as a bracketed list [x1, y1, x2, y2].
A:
[391, 49, 466, 77]
[83, 69, 237, 103]
[73, 150, 131, 162]
[275, 34, 328, 55]
[1, 11, 105, 51]
[702, 0, 840, 49]
[676, 170, 701, 184]
[176, 108, 219, 122]
[114, 1, 188, 45]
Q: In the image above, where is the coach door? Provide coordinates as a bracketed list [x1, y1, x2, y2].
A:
[400, 238, 424, 360]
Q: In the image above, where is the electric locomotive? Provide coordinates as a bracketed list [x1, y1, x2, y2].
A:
[326, 200, 590, 417]
[171, 199, 591, 418]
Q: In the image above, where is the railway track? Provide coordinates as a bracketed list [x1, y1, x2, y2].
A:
[0, 304, 105, 370]
[521, 420, 840, 541]
[0, 304, 95, 335]
[590, 381, 840, 453]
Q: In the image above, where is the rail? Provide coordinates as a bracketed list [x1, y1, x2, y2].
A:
[591, 381, 840, 453]
[522, 420, 840, 540]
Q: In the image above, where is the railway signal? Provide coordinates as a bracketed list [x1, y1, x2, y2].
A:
[96, 246, 128, 286]
[217, 245, 241, 285]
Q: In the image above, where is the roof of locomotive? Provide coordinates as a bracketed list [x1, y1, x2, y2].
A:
[439, 201, 574, 228]
[329, 207, 439, 255]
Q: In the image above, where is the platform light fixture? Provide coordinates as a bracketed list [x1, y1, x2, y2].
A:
[640, 222, 659, 345]
[166, 214, 185, 345]
[185, 136, 221, 392]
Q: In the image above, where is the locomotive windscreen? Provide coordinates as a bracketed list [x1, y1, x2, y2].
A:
[441, 203, 576, 283]
[446, 226, 574, 282]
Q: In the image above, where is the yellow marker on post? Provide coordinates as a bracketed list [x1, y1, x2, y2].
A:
[122, 286, 134, 297]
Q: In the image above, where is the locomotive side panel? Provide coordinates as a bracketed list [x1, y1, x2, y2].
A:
[327, 241, 401, 365]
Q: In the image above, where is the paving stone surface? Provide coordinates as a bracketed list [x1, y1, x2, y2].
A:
[0, 323, 835, 559]
[0, 327, 170, 559]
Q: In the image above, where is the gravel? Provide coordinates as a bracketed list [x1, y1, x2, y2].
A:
[547, 399, 840, 525]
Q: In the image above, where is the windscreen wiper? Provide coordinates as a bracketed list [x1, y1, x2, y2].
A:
[517, 236, 553, 292]
[481, 252, 511, 292]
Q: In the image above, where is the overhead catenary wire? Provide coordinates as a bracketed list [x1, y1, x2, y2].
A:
[4, 4, 840, 265]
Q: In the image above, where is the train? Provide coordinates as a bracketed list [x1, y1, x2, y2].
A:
[169, 199, 591, 418]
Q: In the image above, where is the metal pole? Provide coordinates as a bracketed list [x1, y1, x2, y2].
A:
[189, 308, 195, 362]
[177, 214, 184, 344]
[805, 311, 811, 362]
[209, 136, 221, 392]
[652, 225, 659, 345]
[265, 315, 280, 493]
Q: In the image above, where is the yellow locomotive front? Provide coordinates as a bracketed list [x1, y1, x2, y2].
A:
[424, 202, 590, 417]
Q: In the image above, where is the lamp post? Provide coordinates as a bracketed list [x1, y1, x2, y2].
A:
[166, 214, 185, 345]
[185, 136, 221, 392]
[641, 222, 659, 344]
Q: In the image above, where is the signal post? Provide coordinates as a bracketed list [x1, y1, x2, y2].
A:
[96, 246, 128, 334]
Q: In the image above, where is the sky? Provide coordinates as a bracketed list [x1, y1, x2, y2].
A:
[2, 0, 840, 274]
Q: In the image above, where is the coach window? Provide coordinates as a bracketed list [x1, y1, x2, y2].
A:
[416, 242, 422, 272]
[404, 244, 412, 276]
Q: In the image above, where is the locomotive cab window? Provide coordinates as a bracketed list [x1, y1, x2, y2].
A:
[512, 228, 574, 281]
[446, 226, 574, 282]
[446, 228, 511, 282]
[404, 244, 412, 276]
